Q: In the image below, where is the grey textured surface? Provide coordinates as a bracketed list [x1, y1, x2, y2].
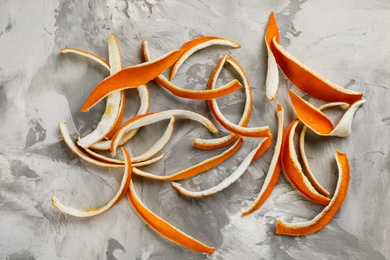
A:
[0, 0, 389, 259]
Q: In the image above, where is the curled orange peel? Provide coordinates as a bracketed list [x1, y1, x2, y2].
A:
[60, 47, 110, 70]
[110, 110, 218, 156]
[132, 137, 243, 181]
[172, 137, 270, 198]
[281, 119, 331, 205]
[81, 48, 184, 112]
[141, 40, 242, 100]
[276, 151, 350, 236]
[242, 104, 284, 216]
[127, 181, 215, 254]
[265, 12, 363, 104]
[51, 146, 132, 218]
[169, 36, 241, 80]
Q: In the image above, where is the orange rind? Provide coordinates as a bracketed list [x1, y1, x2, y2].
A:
[276, 151, 350, 236]
[242, 104, 284, 215]
[141, 40, 242, 100]
[127, 181, 215, 254]
[169, 36, 241, 80]
[281, 119, 331, 205]
[81, 48, 183, 112]
[110, 110, 218, 156]
[51, 146, 132, 217]
[132, 137, 243, 181]
[60, 47, 110, 71]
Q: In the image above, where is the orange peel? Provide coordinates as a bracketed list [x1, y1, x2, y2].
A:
[141, 40, 242, 100]
[276, 151, 350, 236]
[60, 47, 110, 71]
[242, 104, 284, 216]
[51, 146, 132, 217]
[132, 137, 243, 181]
[127, 181, 215, 254]
[81, 48, 183, 112]
[172, 137, 270, 197]
[169, 36, 241, 80]
[110, 110, 218, 156]
[281, 119, 331, 205]
[265, 12, 363, 104]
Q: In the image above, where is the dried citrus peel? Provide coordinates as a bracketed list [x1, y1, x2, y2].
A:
[60, 48, 110, 71]
[281, 119, 331, 205]
[132, 137, 243, 181]
[169, 36, 241, 80]
[289, 90, 366, 137]
[110, 110, 218, 156]
[51, 146, 132, 218]
[172, 137, 270, 197]
[242, 104, 284, 216]
[127, 181, 215, 254]
[81, 48, 183, 112]
[276, 151, 350, 236]
[77, 34, 124, 148]
[141, 40, 242, 100]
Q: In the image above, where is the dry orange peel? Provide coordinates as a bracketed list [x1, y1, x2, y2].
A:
[265, 12, 363, 104]
[132, 137, 243, 181]
[51, 146, 132, 218]
[127, 181, 215, 254]
[169, 36, 241, 80]
[289, 90, 366, 137]
[281, 119, 331, 205]
[77, 34, 125, 148]
[172, 137, 270, 197]
[60, 47, 110, 71]
[58, 122, 123, 168]
[141, 40, 242, 100]
[81, 48, 183, 112]
[110, 110, 218, 156]
[276, 151, 350, 236]
[242, 104, 284, 216]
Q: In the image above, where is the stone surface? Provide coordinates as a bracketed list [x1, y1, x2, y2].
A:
[0, 0, 389, 259]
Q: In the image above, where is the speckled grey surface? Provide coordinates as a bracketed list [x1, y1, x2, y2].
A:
[0, 0, 389, 259]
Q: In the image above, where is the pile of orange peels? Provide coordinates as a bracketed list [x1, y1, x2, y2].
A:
[52, 12, 365, 254]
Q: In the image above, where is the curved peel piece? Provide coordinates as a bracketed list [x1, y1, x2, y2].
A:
[281, 119, 331, 205]
[265, 12, 280, 101]
[127, 182, 215, 254]
[276, 151, 350, 236]
[51, 146, 132, 218]
[170, 36, 241, 80]
[60, 48, 110, 71]
[132, 137, 243, 181]
[81, 48, 184, 112]
[242, 104, 284, 215]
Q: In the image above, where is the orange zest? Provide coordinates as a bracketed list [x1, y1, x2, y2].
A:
[51, 146, 132, 217]
[81, 48, 184, 112]
[169, 36, 241, 80]
[141, 40, 242, 100]
[132, 137, 243, 181]
[281, 119, 331, 205]
[242, 104, 284, 215]
[127, 181, 215, 254]
[276, 151, 350, 236]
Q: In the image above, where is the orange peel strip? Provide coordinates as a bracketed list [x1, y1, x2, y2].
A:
[264, 12, 280, 101]
[77, 33, 124, 148]
[266, 12, 363, 104]
[242, 104, 284, 216]
[51, 146, 132, 218]
[132, 137, 243, 181]
[281, 119, 331, 205]
[276, 151, 350, 236]
[58, 122, 123, 168]
[172, 137, 270, 197]
[127, 181, 215, 254]
[141, 40, 242, 100]
[81, 48, 183, 112]
[110, 110, 218, 156]
[60, 48, 110, 71]
[169, 36, 241, 80]
[193, 54, 253, 150]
